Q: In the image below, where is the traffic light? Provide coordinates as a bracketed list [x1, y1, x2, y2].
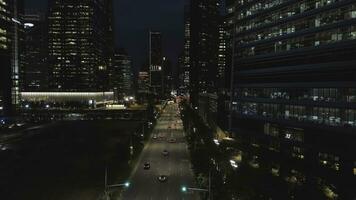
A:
[181, 186, 187, 192]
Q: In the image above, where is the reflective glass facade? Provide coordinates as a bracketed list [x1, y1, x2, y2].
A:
[231, 0, 356, 199]
[48, 0, 113, 92]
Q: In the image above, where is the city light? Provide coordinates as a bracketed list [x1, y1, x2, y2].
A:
[24, 23, 34, 28]
[181, 186, 187, 192]
[213, 139, 220, 145]
[230, 160, 238, 169]
[124, 182, 130, 188]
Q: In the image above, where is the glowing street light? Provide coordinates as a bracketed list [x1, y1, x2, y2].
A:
[124, 181, 130, 188]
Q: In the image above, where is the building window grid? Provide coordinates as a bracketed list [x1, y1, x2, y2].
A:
[236, 0, 349, 23]
[235, 100, 356, 127]
[239, 87, 356, 103]
[238, 25, 356, 57]
[237, 5, 356, 45]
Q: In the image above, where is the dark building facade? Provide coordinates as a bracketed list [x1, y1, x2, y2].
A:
[0, 0, 12, 116]
[0, 0, 23, 116]
[149, 31, 163, 96]
[137, 71, 150, 103]
[180, 5, 191, 96]
[188, 0, 220, 107]
[110, 49, 134, 101]
[47, 0, 113, 92]
[22, 11, 48, 92]
[230, 0, 356, 199]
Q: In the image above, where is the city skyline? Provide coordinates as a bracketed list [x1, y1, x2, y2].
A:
[1, 0, 355, 199]
[25, 0, 186, 70]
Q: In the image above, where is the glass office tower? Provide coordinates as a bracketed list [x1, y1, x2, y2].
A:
[48, 0, 113, 92]
[230, 0, 356, 199]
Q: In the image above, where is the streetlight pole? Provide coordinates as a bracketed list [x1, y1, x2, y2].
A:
[103, 166, 130, 200]
[182, 169, 212, 200]
[208, 169, 212, 200]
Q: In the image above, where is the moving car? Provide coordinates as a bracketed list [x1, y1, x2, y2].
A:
[144, 162, 150, 170]
[168, 138, 176, 143]
[157, 175, 168, 182]
[162, 150, 169, 156]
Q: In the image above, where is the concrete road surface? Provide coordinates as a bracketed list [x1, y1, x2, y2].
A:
[121, 103, 199, 200]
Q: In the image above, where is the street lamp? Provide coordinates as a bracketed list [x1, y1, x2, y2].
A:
[103, 167, 130, 200]
[181, 170, 212, 199]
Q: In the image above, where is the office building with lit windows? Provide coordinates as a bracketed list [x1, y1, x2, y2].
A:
[149, 31, 163, 96]
[47, 0, 113, 92]
[180, 5, 191, 96]
[110, 49, 134, 101]
[188, 0, 219, 108]
[0, 0, 23, 116]
[229, 0, 356, 199]
[22, 11, 48, 92]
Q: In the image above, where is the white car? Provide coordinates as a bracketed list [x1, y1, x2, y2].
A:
[157, 175, 168, 182]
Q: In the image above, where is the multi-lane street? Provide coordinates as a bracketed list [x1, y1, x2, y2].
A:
[121, 103, 199, 200]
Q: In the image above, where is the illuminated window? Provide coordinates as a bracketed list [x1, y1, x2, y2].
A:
[319, 152, 340, 171]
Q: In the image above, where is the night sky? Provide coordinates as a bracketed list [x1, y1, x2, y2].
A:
[25, 0, 186, 71]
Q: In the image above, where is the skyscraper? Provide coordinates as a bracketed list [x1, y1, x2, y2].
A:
[149, 31, 163, 96]
[230, 1, 356, 199]
[22, 11, 48, 92]
[181, 5, 191, 96]
[47, 0, 113, 92]
[110, 49, 134, 101]
[0, 0, 23, 116]
[0, 0, 12, 116]
[188, 0, 219, 107]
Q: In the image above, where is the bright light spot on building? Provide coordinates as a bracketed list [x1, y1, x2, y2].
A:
[24, 23, 34, 28]
[213, 139, 220, 145]
[11, 18, 21, 24]
[25, 104, 30, 109]
[230, 160, 239, 169]
[181, 186, 187, 192]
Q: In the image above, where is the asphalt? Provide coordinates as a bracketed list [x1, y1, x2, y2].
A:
[121, 103, 199, 200]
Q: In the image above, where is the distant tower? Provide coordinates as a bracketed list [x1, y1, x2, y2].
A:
[149, 31, 163, 96]
[111, 49, 134, 101]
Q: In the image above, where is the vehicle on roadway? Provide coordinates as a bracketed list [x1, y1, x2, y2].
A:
[144, 162, 150, 170]
[168, 138, 176, 143]
[157, 175, 168, 182]
[162, 149, 169, 156]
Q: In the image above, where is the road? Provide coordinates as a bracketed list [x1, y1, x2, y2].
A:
[121, 103, 199, 200]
